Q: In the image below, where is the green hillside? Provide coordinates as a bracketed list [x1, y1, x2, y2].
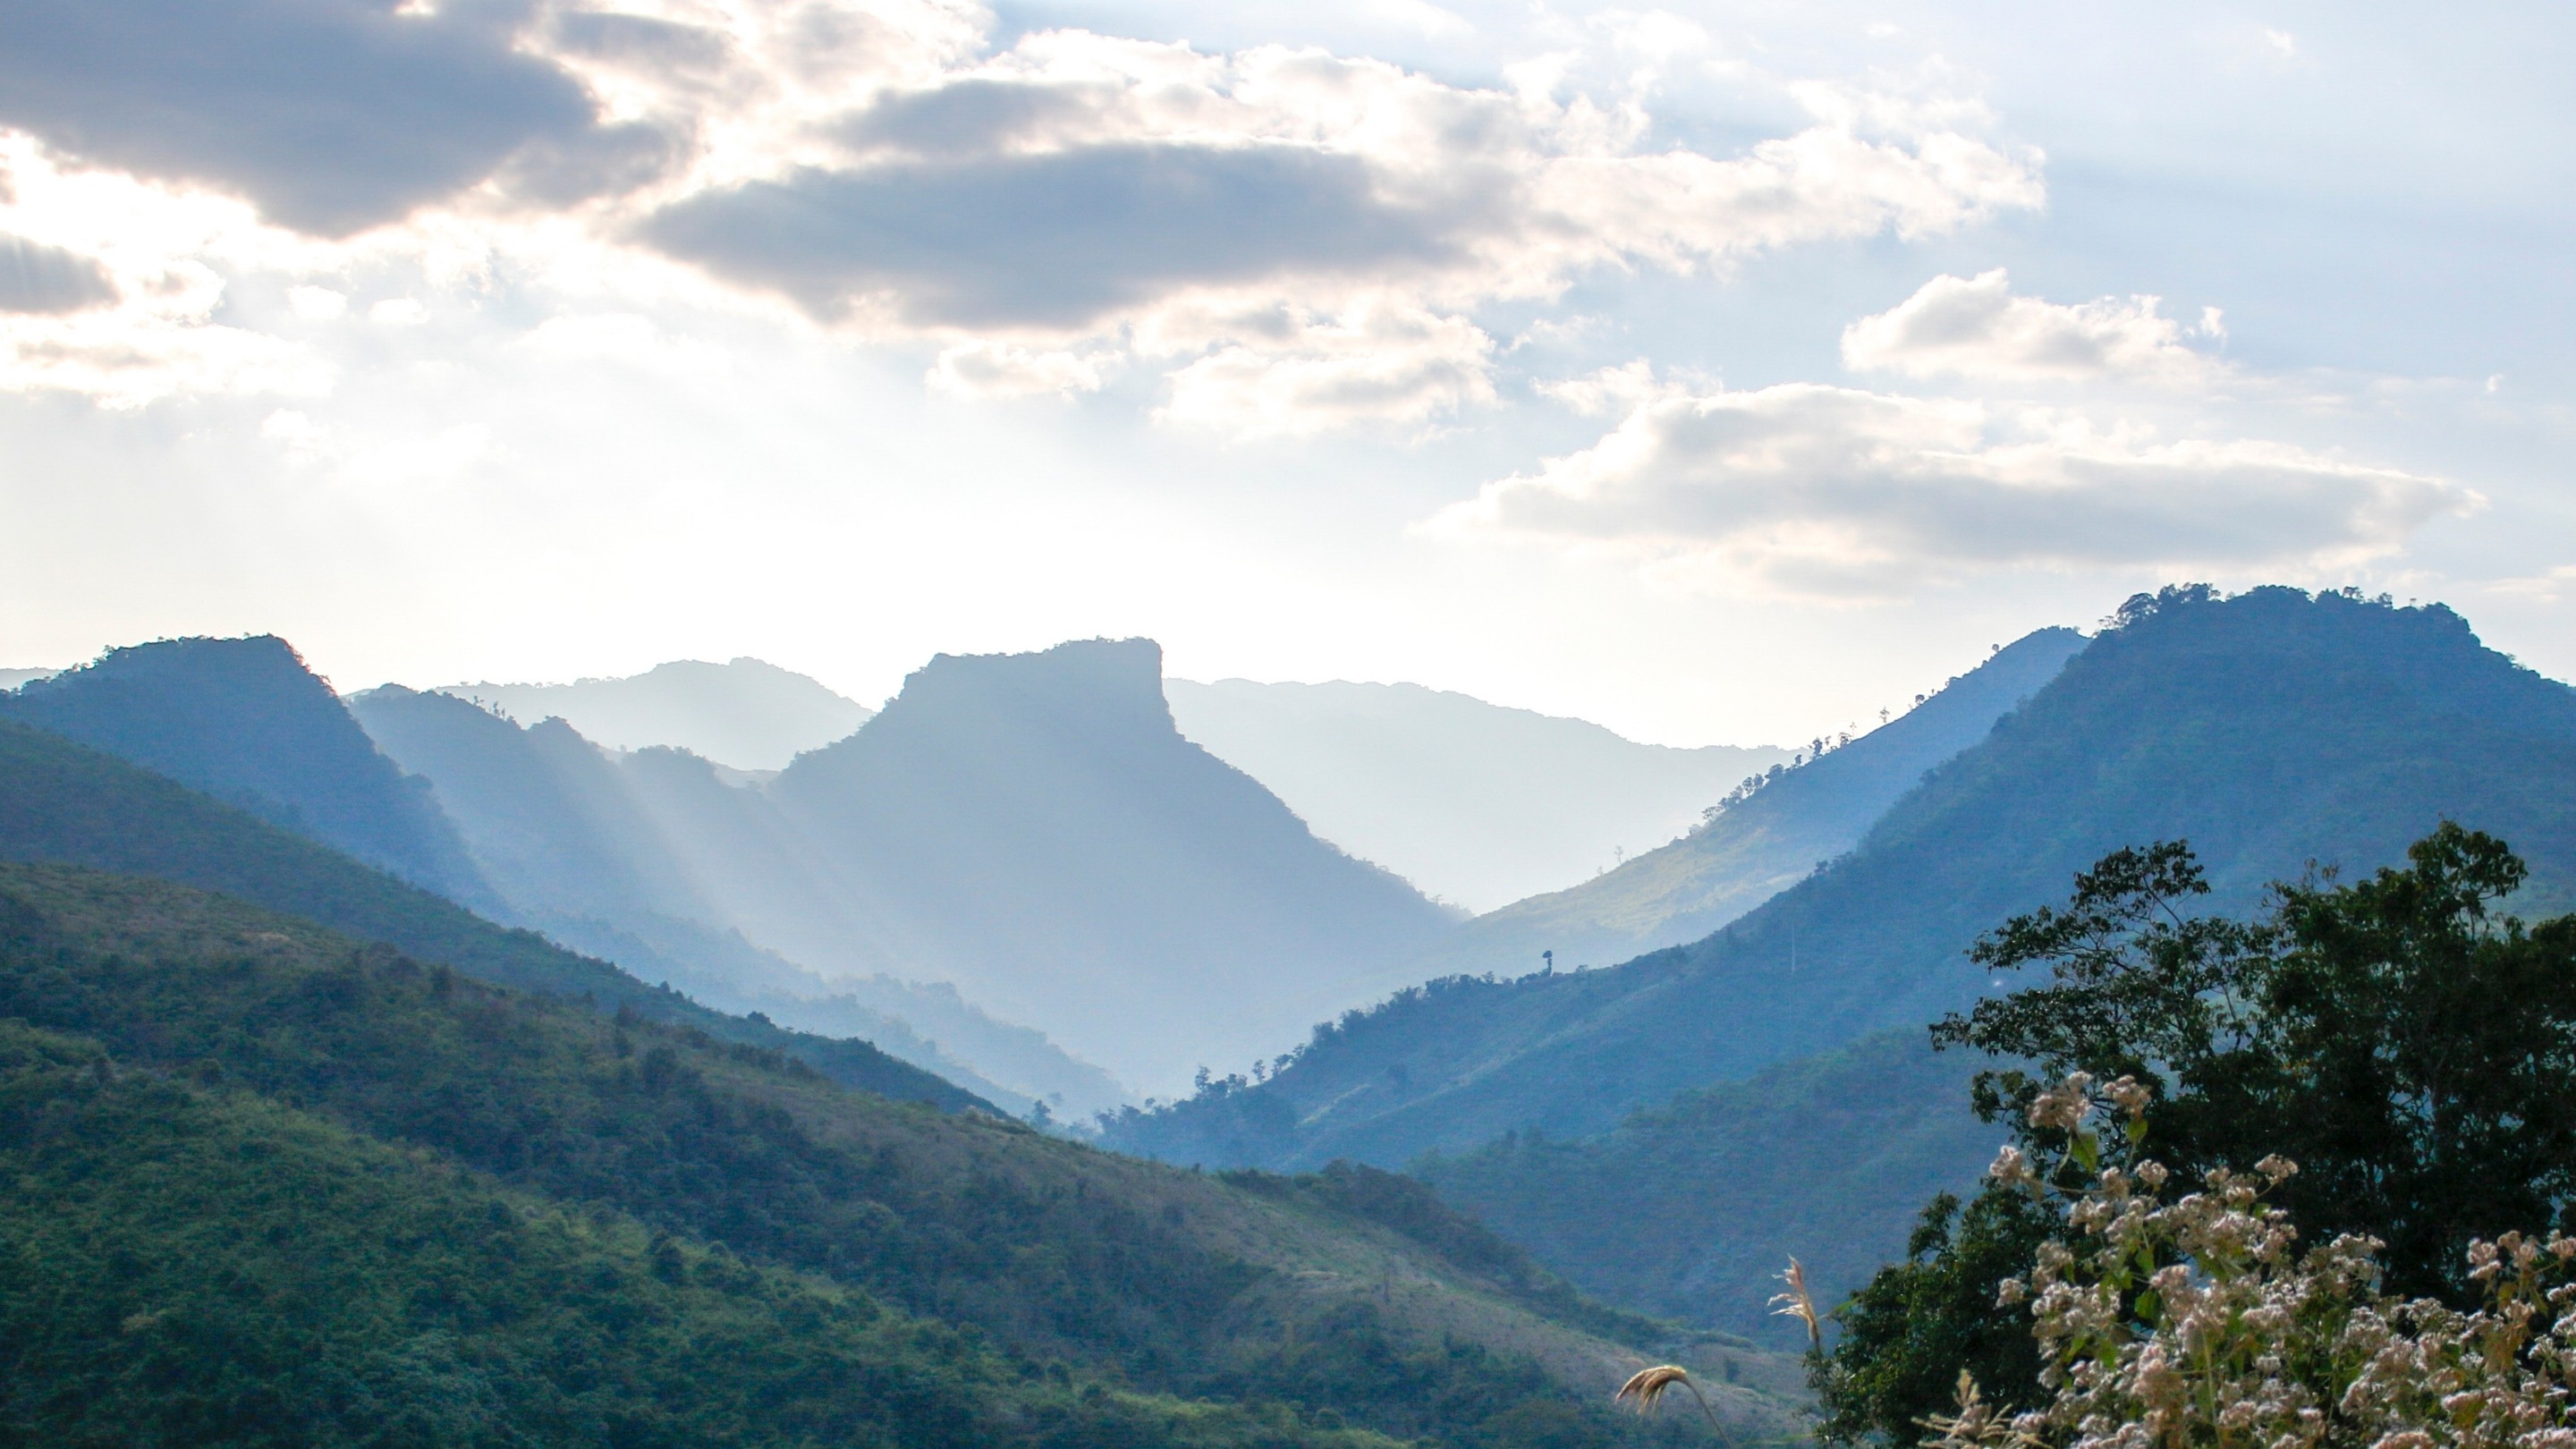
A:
[0, 715, 986, 1111]
[1416, 1031, 1998, 1341]
[1106, 588, 2576, 1176]
[0, 861, 1804, 1445]
[0, 1016, 1394, 1448]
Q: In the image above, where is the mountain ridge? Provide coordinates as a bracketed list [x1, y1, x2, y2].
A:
[1105, 589, 2576, 1174]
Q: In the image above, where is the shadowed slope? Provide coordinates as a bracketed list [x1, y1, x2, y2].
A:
[0, 716, 987, 1110]
[0, 635, 486, 901]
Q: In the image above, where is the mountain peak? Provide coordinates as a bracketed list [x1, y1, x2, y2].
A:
[892, 637, 1173, 738]
[0, 637, 486, 902]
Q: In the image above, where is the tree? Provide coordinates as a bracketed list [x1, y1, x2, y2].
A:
[1812, 824, 2576, 1443]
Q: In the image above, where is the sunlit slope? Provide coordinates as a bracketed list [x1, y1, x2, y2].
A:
[755, 639, 1459, 1092]
[0, 861, 1802, 1445]
[0, 1017, 1405, 1449]
[0, 717, 984, 1109]
[1108, 589, 2576, 1172]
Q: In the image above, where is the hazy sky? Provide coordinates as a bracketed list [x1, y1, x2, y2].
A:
[2, 0, 2568, 746]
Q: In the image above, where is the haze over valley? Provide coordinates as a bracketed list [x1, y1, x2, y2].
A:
[4, 3, 2572, 1442]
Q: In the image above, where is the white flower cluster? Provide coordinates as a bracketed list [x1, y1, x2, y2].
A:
[1936, 1073, 2576, 1449]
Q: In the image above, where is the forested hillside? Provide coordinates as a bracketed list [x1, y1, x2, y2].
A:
[0, 636, 487, 900]
[1106, 589, 2576, 1173]
[0, 861, 1801, 1445]
[1416, 1031, 1996, 1341]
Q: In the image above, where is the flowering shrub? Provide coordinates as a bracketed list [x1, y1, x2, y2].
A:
[1934, 1072, 2576, 1449]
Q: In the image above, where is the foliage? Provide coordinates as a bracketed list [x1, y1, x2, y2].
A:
[0, 861, 1760, 1446]
[1928, 1073, 2576, 1449]
[1815, 1190, 2055, 1447]
[1938, 822, 2576, 1300]
[1818, 823, 2576, 1443]
[1417, 1030, 1996, 1341]
[0, 1018, 1397, 1449]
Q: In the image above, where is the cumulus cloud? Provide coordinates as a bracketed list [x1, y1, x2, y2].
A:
[0, 140, 329, 405]
[0, 0, 2043, 428]
[1433, 380, 2474, 597]
[0, 233, 117, 314]
[644, 38, 2041, 341]
[1157, 302, 1496, 436]
[0, 0, 610, 234]
[1843, 268, 2224, 386]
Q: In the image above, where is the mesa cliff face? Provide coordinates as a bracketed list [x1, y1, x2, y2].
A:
[761, 640, 1457, 1091]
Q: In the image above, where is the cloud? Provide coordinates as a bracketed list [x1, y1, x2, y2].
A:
[0, 233, 116, 314]
[0, 0, 609, 234]
[0, 141, 330, 406]
[1434, 381, 2475, 597]
[0, 1, 2043, 428]
[1156, 302, 1496, 436]
[927, 340, 1111, 399]
[1843, 269, 2224, 386]
[641, 142, 1467, 329]
[618, 29, 2041, 429]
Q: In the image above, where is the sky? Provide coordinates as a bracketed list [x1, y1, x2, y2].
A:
[1, 0, 2569, 747]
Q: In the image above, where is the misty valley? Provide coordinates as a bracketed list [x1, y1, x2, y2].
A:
[4, 584, 2576, 1445]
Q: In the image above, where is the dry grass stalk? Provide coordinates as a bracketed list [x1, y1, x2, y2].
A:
[1769, 1257, 1821, 1350]
[1615, 1364, 1726, 1437]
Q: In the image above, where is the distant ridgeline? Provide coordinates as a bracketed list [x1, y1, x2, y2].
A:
[1106, 588, 2576, 1337]
[0, 859, 1804, 1444]
[357, 639, 1457, 1105]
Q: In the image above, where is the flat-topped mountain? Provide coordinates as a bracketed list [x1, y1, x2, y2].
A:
[759, 640, 1459, 1092]
[364, 639, 1458, 1099]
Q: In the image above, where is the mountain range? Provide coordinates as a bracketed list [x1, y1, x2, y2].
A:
[1407, 628, 2085, 976]
[432, 657, 876, 772]
[1102, 588, 2576, 1185]
[358, 639, 1457, 1100]
[1165, 679, 1790, 912]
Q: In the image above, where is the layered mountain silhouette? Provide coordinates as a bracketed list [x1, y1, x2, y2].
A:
[434, 657, 874, 771]
[0, 713, 987, 1109]
[1105, 588, 2576, 1174]
[348, 682, 1120, 1115]
[360, 639, 1456, 1099]
[0, 637, 487, 903]
[1414, 626, 2084, 976]
[1166, 678, 1789, 911]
